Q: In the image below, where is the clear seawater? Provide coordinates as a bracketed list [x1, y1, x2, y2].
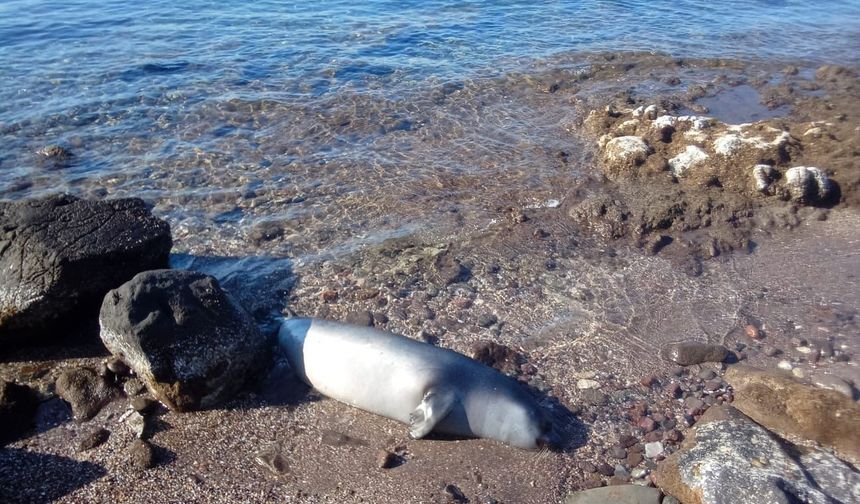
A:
[1, 0, 859, 256]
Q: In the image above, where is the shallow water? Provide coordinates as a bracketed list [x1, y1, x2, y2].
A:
[2, 2, 860, 255]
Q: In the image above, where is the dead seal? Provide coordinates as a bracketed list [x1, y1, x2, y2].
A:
[278, 317, 557, 449]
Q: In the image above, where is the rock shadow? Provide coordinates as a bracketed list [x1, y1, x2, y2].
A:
[0, 448, 106, 503]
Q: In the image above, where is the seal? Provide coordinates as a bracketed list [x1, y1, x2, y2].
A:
[278, 317, 557, 450]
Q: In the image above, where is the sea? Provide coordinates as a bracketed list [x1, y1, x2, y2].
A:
[1, 0, 859, 259]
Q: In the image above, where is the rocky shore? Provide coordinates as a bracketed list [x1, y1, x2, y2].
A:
[1, 55, 859, 503]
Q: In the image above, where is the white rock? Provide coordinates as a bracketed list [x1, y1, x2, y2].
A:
[792, 368, 806, 378]
[785, 166, 832, 203]
[752, 164, 777, 192]
[669, 145, 709, 177]
[778, 360, 794, 371]
[643, 105, 658, 120]
[714, 134, 743, 156]
[604, 136, 651, 166]
[632, 105, 645, 118]
[577, 379, 601, 390]
[654, 115, 677, 130]
[677, 115, 713, 130]
[645, 441, 664, 458]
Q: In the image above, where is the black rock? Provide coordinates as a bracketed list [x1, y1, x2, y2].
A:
[55, 366, 119, 421]
[477, 313, 498, 328]
[581, 389, 609, 407]
[345, 310, 374, 327]
[76, 427, 110, 452]
[0, 194, 171, 342]
[0, 380, 38, 445]
[129, 439, 155, 469]
[444, 483, 467, 503]
[99, 269, 270, 412]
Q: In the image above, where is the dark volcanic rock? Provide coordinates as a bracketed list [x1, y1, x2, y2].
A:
[129, 439, 155, 469]
[661, 341, 729, 366]
[0, 194, 171, 341]
[55, 366, 119, 421]
[99, 269, 270, 412]
[0, 380, 38, 444]
[76, 427, 110, 452]
[470, 340, 522, 375]
[654, 404, 858, 504]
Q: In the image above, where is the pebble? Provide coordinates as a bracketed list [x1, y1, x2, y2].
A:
[477, 313, 498, 328]
[619, 434, 638, 448]
[580, 461, 597, 473]
[777, 360, 794, 371]
[76, 427, 110, 452]
[639, 375, 658, 387]
[597, 463, 615, 477]
[376, 449, 397, 469]
[581, 389, 609, 406]
[123, 377, 146, 396]
[609, 445, 628, 459]
[131, 396, 158, 415]
[698, 369, 716, 380]
[662, 341, 729, 366]
[644, 442, 664, 458]
[129, 439, 155, 469]
[744, 324, 763, 339]
[666, 382, 682, 399]
[577, 379, 601, 390]
[683, 397, 704, 413]
[124, 410, 147, 438]
[638, 417, 657, 432]
[626, 452, 644, 467]
[444, 484, 467, 503]
[631, 467, 650, 479]
[345, 310, 374, 326]
[644, 431, 663, 443]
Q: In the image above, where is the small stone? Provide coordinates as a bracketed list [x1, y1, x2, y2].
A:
[131, 396, 158, 415]
[76, 427, 110, 452]
[580, 461, 597, 473]
[376, 449, 397, 469]
[704, 379, 723, 392]
[477, 313, 498, 328]
[345, 310, 374, 327]
[577, 379, 601, 390]
[321, 290, 338, 303]
[663, 429, 683, 444]
[644, 442, 664, 458]
[785, 166, 833, 204]
[744, 324, 763, 339]
[123, 377, 145, 396]
[610, 445, 627, 459]
[638, 417, 657, 433]
[125, 410, 147, 438]
[129, 439, 155, 469]
[581, 389, 609, 407]
[662, 341, 729, 366]
[698, 369, 716, 380]
[55, 366, 118, 421]
[631, 467, 650, 479]
[597, 463, 615, 477]
[639, 375, 658, 388]
[684, 397, 705, 413]
[626, 452, 644, 467]
[255, 444, 289, 476]
[107, 358, 131, 377]
[777, 360, 793, 371]
[666, 382, 682, 399]
[444, 483, 467, 502]
[619, 434, 638, 448]
[644, 431, 663, 443]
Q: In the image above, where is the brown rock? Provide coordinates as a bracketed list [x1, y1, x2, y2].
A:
[129, 439, 155, 469]
[376, 449, 397, 469]
[55, 367, 118, 421]
[725, 365, 860, 464]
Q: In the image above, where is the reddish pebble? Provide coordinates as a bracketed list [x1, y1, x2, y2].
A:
[666, 382, 682, 399]
[644, 430, 663, 443]
[664, 429, 683, 443]
[626, 452, 643, 467]
[639, 374, 658, 388]
[321, 290, 338, 303]
[744, 324, 762, 339]
[638, 417, 657, 432]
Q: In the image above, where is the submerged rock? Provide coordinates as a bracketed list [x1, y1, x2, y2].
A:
[99, 269, 270, 412]
[0, 194, 171, 342]
[725, 365, 860, 464]
[654, 405, 858, 504]
[661, 342, 729, 366]
[564, 485, 661, 504]
[55, 366, 119, 421]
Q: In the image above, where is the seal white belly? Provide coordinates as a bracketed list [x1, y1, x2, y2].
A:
[278, 317, 555, 449]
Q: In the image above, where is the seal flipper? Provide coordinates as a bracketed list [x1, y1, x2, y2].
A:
[409, 388, 455, 439]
